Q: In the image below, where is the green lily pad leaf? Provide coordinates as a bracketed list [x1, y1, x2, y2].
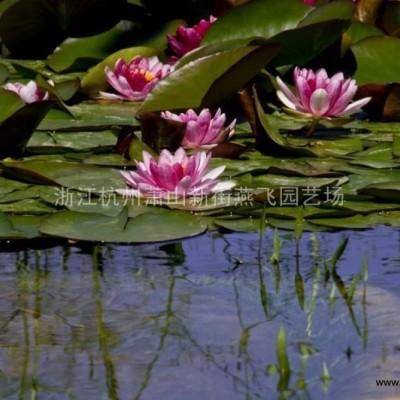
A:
[352, 36, 400, 85]
[9, 214, 47, 238]
[267, 217, 331, 232]
[393, 134, 400, 159]
[0, 198, 56, 214]
[27, 130, 117, 151]
[47, 26, 127, 72]
[270, 19, 350, 68]
[56, 191, 125, 217]
[0, 212, 28, 239]
[38, 102, 141, 131]
[308, 212, 400, 229]
[329, 200, 400, 213]
[50, 78, 81, 102]
[349, 160, 400, 169]
[0, 87, 26, 122]
[0, 63, 9, 84]
[287, 136, 363, 157]
[214, 217, 261, 232]
[345, 21, 384, 45]
[1, 60, 49, 79]
[0, 94, 53, 158]
[0, 0, 20, 16]
[140, 44, 280, 112]
[298, 0, 354, 26]
[39, 208, 207, 243]
[0, 177, 29, 197]
[82, 154, 131, 167]
[0, 185, 53, 203]
[0, 159, 126, 192]
[358, 182, 400, 202]
[253, 89, 317, 157]
[80, 46, 159, 96]
[0, 0, 127, 58]
[203, 0, 311, 45]
[352, 142, 392, 159]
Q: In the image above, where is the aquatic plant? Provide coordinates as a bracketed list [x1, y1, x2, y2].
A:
[166, 16, 217, 62]
[161, 108, 236, 150]
[100, 56, 173, 101]
[3, 81, 49, 103]
[276, 67, 371, 135]
[119, 147, 235, 199]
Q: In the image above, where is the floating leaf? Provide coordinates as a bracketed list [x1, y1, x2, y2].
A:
[140, 44, 280, 112]
[38, 102, 141, 131]
[204, 0, 310, 44]
[352, 36, 400, 85]
[46, 26, 127, 72]
[39, 208, 207, 242]
[0, 92, 53, 158]
[0, 159, 126, 192]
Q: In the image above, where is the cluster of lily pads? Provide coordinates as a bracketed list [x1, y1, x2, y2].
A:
[0, 0, 400, 244]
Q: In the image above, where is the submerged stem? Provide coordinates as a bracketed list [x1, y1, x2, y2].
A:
[305, 118, 320, 137]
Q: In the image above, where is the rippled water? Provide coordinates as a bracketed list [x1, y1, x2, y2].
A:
[0, 226, 399, 400]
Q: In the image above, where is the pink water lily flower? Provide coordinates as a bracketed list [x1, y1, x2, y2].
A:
[161, 108, 236, 150]
[166, 16, 217, 63]
[3, 81, 49, 103]
[100, 56, 173, 101]
[276, 67, 371, 120]
[118, 147, 235, 199]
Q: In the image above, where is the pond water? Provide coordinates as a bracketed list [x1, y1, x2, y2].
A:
[0, 226, 399, 400]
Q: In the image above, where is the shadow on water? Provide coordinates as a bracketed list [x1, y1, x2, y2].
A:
[0, 226, 399, 399]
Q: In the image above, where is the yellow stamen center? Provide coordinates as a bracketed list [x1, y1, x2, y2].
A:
[133, 68, 156, 82]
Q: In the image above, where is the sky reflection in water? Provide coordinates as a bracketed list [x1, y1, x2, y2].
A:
[0, 226, 399, 400]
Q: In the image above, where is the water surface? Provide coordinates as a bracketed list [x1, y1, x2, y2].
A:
[0, 226, 399, 400]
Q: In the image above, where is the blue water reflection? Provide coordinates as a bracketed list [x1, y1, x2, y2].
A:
[0, 226, 399, 399]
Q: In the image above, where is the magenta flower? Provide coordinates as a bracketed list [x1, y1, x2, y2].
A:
[276, 67, 371, 120]
[100, 56, 173, 101]
[166, 16, 217, 63]
[3, 81, 49, 103]
[118, 147, 235, 199]
[161, 108, 236, 150]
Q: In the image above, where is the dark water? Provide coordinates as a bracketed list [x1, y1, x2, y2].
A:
[0, 226, 399, 400]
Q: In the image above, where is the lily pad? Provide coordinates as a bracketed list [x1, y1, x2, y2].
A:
[0, 159, 126, 192]
[39, 208, 207, 243]
[140, 44, 280, 112]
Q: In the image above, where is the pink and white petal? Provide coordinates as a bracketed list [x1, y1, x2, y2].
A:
[211, 181, 236, 192]
[98, 91, 125, 100]
[276, 77, 301, 109]
[295, 76, 313, 111]
[337, 97, 371, 116]
[276, 90, 298, 111]
[309, 88, 330, 116]
[141, 151, 155, 172]
[176, 175, 193, 196]
[161, 111, 181, 122]
[173, 147, 188, 164]
[184, 121, 204, 146]
[202, 165, 225, 181]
